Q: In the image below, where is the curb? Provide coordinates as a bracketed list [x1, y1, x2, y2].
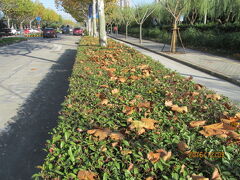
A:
[109, 35, 240, 87]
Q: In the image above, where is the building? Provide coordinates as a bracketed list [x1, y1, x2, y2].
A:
[119, 0, 130, 8]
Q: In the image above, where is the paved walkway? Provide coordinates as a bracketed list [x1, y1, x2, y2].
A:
[109, 34, 240, 86]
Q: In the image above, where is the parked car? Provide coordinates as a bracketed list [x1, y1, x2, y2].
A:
[24, 29, 30, 34]
[0, 28, 12, 37]
[62, 27, 70, 34]
[43, 28, 57, 38]
[73, 28, 84, 36]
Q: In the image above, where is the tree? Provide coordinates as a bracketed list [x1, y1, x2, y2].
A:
[158, 0, 189, 53]
[98, 0, 107, 46]
[119, 7, 134, 39]
[133, 3, 156, 44]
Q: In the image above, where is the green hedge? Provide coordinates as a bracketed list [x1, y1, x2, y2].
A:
[0, 37, 27, 46]
[35, 37, 240, 180]
[124, 27, 240, 54]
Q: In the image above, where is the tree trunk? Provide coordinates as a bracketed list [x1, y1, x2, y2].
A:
[7, 17, 10, 28]
[125, 24, 128, 39]
[139, 23, 143, 44]
[170, 21, 177, 53]
[98, 0, 107, 47]
[92, 0, 97, 37]
[29, 20, 33, 29]
[110, 24, 113, 34]
[204, 12, 207, 24]
[88, 17, 93, 36]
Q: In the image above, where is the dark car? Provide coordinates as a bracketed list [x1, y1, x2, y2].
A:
[0, 28, 12, 37]
[43, 28, 57, 38]
[62, 27, 70, 34]
[73, 28, 84, 36]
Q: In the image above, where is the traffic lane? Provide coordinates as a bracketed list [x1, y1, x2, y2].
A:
[118, 41, 240, 106]
[0, 34, 80, 131]
[0, 35, 79, 179]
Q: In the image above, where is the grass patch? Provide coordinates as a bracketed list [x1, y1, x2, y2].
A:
[34, 37, 240, 180]
[0, 37, 27, 47]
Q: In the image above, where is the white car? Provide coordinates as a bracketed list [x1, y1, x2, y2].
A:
[11, 28, 17, 35]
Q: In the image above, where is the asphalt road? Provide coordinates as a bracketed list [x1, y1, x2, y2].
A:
[115, 40, 240, 106]
[0, 34, 80, 179]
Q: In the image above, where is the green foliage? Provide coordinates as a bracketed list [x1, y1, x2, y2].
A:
[0, 37, 27, 46]
[35, 37, 240, 179]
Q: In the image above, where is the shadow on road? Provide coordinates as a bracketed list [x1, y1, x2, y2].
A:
[0, 48, 77, 180]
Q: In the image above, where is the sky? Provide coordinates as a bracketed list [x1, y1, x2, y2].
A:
[37, 0, 155, 22]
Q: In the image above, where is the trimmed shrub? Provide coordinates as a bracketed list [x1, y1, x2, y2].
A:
[34, 37, 240, 180]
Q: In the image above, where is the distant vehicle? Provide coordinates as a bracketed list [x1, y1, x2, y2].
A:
[0, 28, 12, 36]
[73, 28, 84, 36]
[43, 28, 57, 38]
[11, 28, 17, 35]
[62, 27, 70, 34]
[24, 29, 30, 34]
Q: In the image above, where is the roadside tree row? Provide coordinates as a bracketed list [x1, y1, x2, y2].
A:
[0, 0, 75, 30]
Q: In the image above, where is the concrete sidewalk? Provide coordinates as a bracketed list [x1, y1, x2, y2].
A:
[109, 34, 240, 86]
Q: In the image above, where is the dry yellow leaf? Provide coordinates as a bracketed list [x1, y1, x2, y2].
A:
[171, 105, 188, 113]
[109, 132, 124, 141]
[101, 99, 109, 105]
[118, 77, 127, 83]
[138, 102, 151, 108]
[147, 152, 160, 163]
[235, 113, 240, 119]
[156, 149, 172, 161]
[212, 168, 222, 180]
[77, 170, 97, 180]
[99, 85, 109, 88]
[165, 100, 173, 107]
[121, 149, 132, 155]
[206, 94, 221, 100]
[87, 129, 111, 140]
[189, 121, 206, 128]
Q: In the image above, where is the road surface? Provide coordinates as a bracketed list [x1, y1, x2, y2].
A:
[0, 34, 80, 179]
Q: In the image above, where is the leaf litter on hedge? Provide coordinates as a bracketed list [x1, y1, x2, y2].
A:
[35, 37, 240, 180]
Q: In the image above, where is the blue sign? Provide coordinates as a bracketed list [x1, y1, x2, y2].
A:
[88, 4, 92, 18]
[36, 16, 41, 21]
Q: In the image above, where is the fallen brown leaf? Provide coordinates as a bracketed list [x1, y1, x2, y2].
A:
[109, 132, 124, 141]
[127, 163, 134, 171]
[212, 168, 222, 180]
[165, 100, 173, 107]
[189, 121, 206, 128]
[177, 141, 190, 154]
[77, 170, 97, 180]
[87, 129, 111, 140]
[121, 149, 132, 155]
[206, 94, 221, 100]
[101, 99, 109, 105]
[171, 105, 188, 113]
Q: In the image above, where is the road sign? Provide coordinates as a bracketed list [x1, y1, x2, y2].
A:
[36, 16, 41, 21]
[88, 4, 92, 18]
